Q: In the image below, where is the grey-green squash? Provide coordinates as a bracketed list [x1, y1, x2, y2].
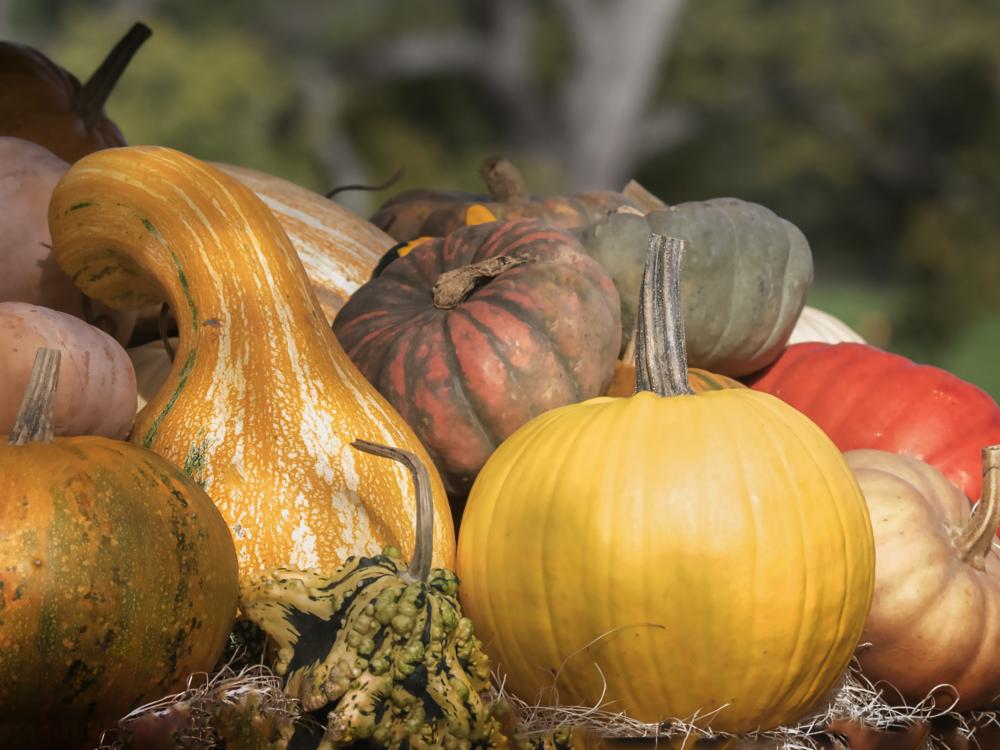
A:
[580, 199, 813, 377]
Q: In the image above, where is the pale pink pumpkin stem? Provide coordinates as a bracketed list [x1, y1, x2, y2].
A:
[8, 348, 60, 446]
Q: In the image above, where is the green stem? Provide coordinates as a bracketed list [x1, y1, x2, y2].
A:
[351, 440, 434, 582]
[954, 445, 1000, 571]
[634, 234, 693, 397]
[8, 348, 61, 446]
[77, 22, 152, 122]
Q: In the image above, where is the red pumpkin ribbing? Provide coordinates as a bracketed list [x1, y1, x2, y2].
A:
[746, 342, 1000, 502]
[333, 219, 621, 499]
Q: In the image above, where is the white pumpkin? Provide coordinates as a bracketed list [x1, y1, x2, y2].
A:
[788, 305, 865, 345]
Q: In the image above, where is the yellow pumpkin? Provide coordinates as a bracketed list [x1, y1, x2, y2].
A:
[48, 145, 456, 578]
[457, 234, 875, 734]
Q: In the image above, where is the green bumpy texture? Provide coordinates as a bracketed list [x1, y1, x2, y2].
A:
[239, 549, 503, 750]
[579, 198, 814, 377]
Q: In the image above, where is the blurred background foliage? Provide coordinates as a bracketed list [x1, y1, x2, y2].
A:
[4, 0, 999, 397]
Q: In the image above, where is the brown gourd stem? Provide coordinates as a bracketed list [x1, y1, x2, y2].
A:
[634, 234, 693, 397]
[351, 440, 433, 582]
[77, 22, 152, 121]
[954, 445, 1000, 571]
[479, 156, 528, 203]
[432, 254, 531, 309]
[8, 348, 61, 446]
[159, 303, 176, 363]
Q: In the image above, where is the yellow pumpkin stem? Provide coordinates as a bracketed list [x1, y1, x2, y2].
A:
[77, 22, 152, 122]
[634, 233, 694, 397]
[8, 348, 60, 446]
[954, 444, 1000, 571]
[479, 156, 528, 203]
[351, 440, 434, 583]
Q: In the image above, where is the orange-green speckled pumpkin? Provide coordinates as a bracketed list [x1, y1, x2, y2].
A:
[47, 145, 456, 579]
[0, 348, 239, 750]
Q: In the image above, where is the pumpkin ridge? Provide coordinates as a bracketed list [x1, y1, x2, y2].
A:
[476, 292, 580, 404]
[745, 393, 865, 709]
[446, 306, 513, 450]
[435, 312, 496, 460]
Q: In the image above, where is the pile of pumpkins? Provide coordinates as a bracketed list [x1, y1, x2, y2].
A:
[2, 22, 999, 750]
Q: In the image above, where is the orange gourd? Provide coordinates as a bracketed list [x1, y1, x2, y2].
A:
[0, 348, 238, 750]
[48, 145, 455, 579]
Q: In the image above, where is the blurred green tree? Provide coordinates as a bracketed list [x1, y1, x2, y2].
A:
[5, 0, 999, 396]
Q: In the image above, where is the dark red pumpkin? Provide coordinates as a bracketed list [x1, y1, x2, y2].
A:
[332, 219, 621, 500]
[745, 342, 1000, 502]
[0, 23, 150, 164]
[370, 156, 637, 242]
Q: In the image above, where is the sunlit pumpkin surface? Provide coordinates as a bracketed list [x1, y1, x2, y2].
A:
[458, 388, 875, 733]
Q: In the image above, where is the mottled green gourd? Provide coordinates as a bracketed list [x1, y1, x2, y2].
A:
[580, 199, 813, 377]
[239, 441, 500, 750]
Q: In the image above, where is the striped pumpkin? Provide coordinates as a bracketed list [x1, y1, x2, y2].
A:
[333, 219, 621, 499]
[48, 145, 456, 578]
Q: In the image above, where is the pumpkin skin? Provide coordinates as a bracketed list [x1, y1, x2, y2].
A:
[845, 448, 1000, 711]
[0, 301, 136, 437]
[457, 235, 874, 733]
[579, 200, 813, 376]
[0, 23, 150, 163]
[745, 342, 1000, 502]
[0, 136, 135, 343]
[787, 305, 866, 346]
[48, 145, 456, 578]
[370, 156, 637, 242]
[333, 219, 622, 499]
[0, 348, 239, 750]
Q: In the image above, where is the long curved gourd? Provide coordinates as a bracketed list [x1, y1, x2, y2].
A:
[48, 145, 456, 577]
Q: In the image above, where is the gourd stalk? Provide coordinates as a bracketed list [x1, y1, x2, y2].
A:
[634, 234, 694, 397]
[77, 23, 152, 121]
[8, 347, 60, 446]
[351, 440, 433, 582]
[954, 444, 1000, 570]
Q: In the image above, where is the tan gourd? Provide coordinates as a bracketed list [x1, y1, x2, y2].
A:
[0, 136, 134, 343]
[846, 447, 1000, 710]
[48, 145, 456, 578]
[0, 301, 136, 437]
